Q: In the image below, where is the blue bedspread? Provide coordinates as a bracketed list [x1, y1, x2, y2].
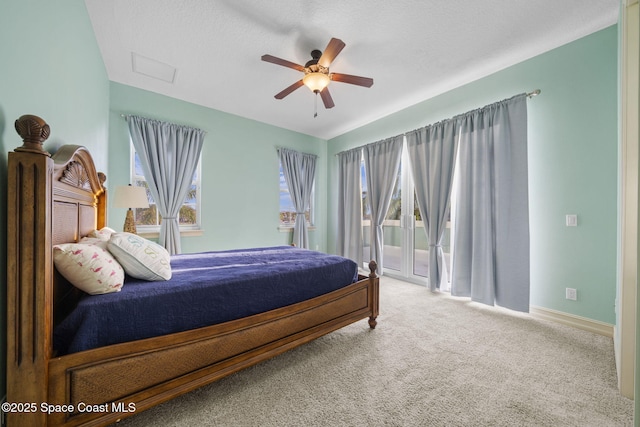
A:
[54, 246, 359, 355]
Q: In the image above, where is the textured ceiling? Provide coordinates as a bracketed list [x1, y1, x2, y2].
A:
[85, 0, 619, 140]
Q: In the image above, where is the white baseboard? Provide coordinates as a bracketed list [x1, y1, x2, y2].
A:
[529, 306, 614, 338]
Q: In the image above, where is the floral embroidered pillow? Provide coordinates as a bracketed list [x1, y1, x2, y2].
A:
[53, 243, 125, 295]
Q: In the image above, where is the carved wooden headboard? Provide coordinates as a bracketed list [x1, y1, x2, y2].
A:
[7, 114, 108, 371]
[50, 144, 107, 243]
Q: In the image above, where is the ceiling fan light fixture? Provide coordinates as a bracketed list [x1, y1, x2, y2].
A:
[303, 72, 330, 93]
[262, 38, 372, 109]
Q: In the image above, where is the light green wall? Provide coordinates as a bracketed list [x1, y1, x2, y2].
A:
[327, 26, 619, 325]
[108, 82, 327, 254]
[0, 0, 110, 399]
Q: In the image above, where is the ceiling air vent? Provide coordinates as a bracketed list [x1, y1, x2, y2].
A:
[131, 52, 176, 83]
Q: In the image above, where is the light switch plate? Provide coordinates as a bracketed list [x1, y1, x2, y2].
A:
[566, 214, 578, 227]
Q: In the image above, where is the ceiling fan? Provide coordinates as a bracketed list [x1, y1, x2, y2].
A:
[261, 38, 373, 113]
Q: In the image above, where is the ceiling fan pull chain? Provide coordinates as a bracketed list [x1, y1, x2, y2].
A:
[314, 92, 318, 118]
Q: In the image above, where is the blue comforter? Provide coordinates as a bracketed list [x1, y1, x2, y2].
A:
[54, 246, 359, 355]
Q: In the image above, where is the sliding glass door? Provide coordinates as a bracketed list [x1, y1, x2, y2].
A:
[381, 160, 402, 273]
[362, 141, 452, 287]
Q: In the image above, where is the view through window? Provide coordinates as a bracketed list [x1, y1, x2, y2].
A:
[279, 162, 313, 226]
[131, 147, 201, 230]
[360, 146, 452, 285]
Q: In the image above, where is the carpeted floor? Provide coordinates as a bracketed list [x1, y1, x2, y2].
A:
[113, 277, 633, 427]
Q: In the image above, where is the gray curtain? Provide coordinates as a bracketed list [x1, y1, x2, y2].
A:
[406, 120, 457, 291]
[451, 94, 529, 312]
[278, 147, 317, 249]
[126, 115, 205, 255]
[337, 148, 363, 264]
[363, 136, 403, 275]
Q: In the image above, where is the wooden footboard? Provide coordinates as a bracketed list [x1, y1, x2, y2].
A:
[46, 272, 378, 426]
[5, 115, 379, 427]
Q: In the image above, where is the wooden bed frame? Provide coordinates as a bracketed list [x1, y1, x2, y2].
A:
[6, 114, 379, 426]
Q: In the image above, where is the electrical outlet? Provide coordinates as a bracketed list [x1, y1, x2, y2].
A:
[566, 288, 577, 301]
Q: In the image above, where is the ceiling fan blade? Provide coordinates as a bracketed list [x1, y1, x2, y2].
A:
[274, 80, 304, 99]
[261, 54, 305, 72]
[320, 87, 335, 109]
[318, 38, 346, 68]
[330, 73, 374, 87]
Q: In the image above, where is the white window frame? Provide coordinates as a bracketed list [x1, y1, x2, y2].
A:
[129, 143, 203, 235]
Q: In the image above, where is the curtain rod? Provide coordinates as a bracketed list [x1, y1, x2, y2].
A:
[334, 89, 541, 157]
[118, 113, 206, 134]
[527, 89, 541, 98]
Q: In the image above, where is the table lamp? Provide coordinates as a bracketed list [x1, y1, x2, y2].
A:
[113, 185, 150, 234]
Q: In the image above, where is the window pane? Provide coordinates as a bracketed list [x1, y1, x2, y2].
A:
[135, 205, 159, 226]
[382, 162, 401, 272]
[361, 161, 370, 221]
[280, 165, 295, 224]
[134, 152, 145, 177]
[413, 188, 428, 277]
[132, 179, 158, 226]
[131, 144, 201, 230]
[279, 163, 312, 225]
[385, 163, 402, 220]
[361, 160, 370, 264]
[180, 184, 198, 225]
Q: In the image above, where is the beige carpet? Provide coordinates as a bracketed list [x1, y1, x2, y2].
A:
[114, 277, 633, 427]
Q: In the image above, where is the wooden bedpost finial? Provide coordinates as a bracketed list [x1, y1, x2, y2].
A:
[14, 114, 51, 156]
[368, 260, 378, 278]
[98, 172, 107, 189]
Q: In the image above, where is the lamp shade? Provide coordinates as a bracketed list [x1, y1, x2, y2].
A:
[113, 185, 150, 209]
[303, 72, 330, 93]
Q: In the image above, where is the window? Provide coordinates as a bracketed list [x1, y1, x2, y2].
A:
[279, 162, 314, 227]
[130, 144, 202, 232]
[361, 159, 371, 222]
[360, 155, 417, 223]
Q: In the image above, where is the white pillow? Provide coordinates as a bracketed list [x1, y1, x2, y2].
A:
[79, 236, 108, 250]
[53, 243, 125, 295]
[107, 232, 172, 281]
[87, 226, 116, 241]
